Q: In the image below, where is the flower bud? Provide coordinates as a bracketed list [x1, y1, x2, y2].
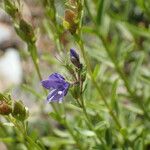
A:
[12, 101, 29, 121]
[16, 19, 35, 43]
[70, 48, 82, 69]
[0, 101, 12, 115]
[4, 0, 19, 19]
[63, 9, 78, 34]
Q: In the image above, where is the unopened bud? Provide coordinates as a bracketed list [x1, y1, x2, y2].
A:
[15, 19, 35, 43]
[0, 101, 12, 115]
[63, 9, 78, 34]
[70, 48, 82, 68]
[4, 0, 19, 19]
[12, 101, 29, 121]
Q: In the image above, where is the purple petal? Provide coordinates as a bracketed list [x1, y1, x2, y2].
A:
[48, 73, 65, 81]
[41, 79, 53, 89]
[41, 79, 66, 89]
[41, 73, 70, 103]
[47, 88, 65, 103]
[70, 48, 79, 60]
[63, 82, 70, 96]
[41, 73, 67, 89]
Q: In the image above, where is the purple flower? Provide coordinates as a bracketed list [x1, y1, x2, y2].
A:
[70, 48, 79, 61]
[70, 48, 82, 68]
[41, 73, 70, 103]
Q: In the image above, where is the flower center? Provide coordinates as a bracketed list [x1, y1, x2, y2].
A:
[58, 91, 63, 95]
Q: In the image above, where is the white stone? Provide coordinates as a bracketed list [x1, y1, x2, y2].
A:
[0, 48, 22, 91]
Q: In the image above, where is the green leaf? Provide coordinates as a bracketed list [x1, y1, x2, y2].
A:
[49, 112, 61, 122]
[93, 64, 101, 79]
[0, 137, 14, 143]
[120, 128, 128, 137]
[41, 136, 75, 147]
[116, 22, 134, 41]
[129, 54, 144, 86]
[75, 128, 96, 137]
[124, 22, 150, 39]
[96, 0, 105, 25]
[105, 128, 112, 147]
[95, 121, 108, 131]
[134, 138, 143, 150]
[0, 93, 8, 101]
[123, 104, 143, 115]
[66, 103, 82, 112]
[82, 26, 97, 34]
[111, 79, 119, 114]
[3, 122, 14, 127]
[140, 75, 150, 84]
[53, 129, 70, 138]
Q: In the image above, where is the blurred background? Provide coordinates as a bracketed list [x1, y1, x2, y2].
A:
[0, 0, 150, 149]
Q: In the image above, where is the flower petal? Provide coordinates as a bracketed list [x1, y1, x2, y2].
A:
[70, 48, 79, 60]
[41, 79, 53, 89]
[47, 88, 65, 103]
[48, 73, 65, 81]
[63, 82, 70, 96]
[41, 78, 66, 89]
[41, 73, 70, 103]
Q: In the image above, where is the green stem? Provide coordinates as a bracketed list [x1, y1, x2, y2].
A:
[28, 43, 59, 115]
[76, 36, 121, 129]
[97, 34, 150, 121]
[28, 43, 43, 81]
[8, 117, 42, 150]
[84, 0, 150, 121]
[54, 107, 84, 150]
[25, 136, 42, 150]
[79, 96, 106, 146]
[64, 119, 84, 150]
[75, 0, 121, 132]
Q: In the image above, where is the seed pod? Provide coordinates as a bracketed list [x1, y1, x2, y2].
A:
[0, 101, 12, 115]
[12, 101, 29, 121]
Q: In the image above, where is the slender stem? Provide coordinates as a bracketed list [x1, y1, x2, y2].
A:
[76, 35, 121, 129]
[75, 0, 121, 129]
[31, 56, 42, 81]
[27, 44, 43, 85]
[28, 43, 59, 114]
[76, 98, 82, 107]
